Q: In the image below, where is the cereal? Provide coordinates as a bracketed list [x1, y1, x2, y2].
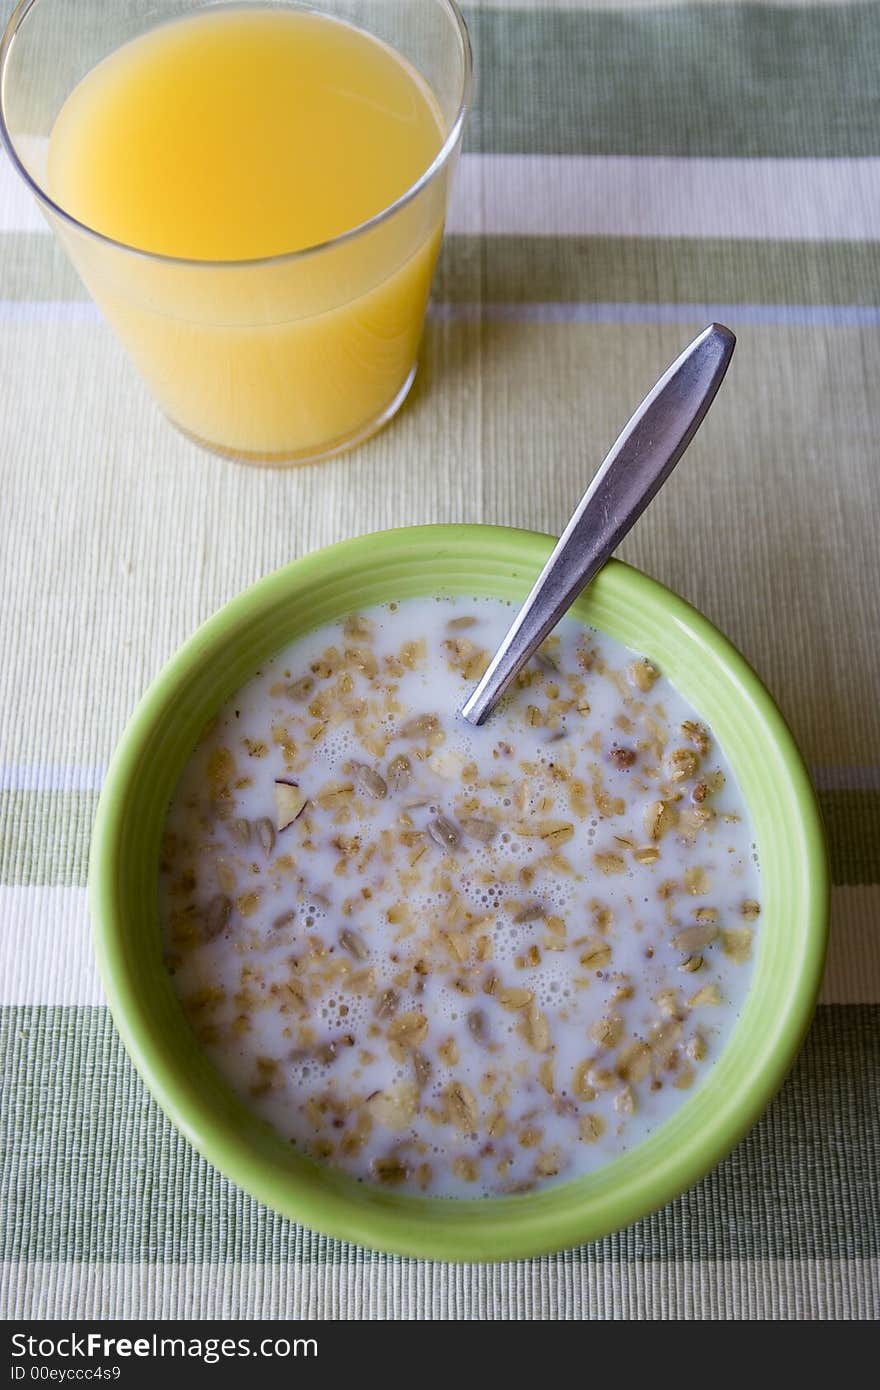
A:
[203, 894, 231, 942]
[459, 816, 498, 844]
[428, 815, 461, 850]
[721, 927, 754, 963]
[350, 763, 388, 800]
[160, 596, 760, 1198]
[672, 923, 718, 953]
[339, 928, 368, 961]
[254, 817, 276, 857]
[628, 659, 660, 692]
[387, 1011, 428, 1050]
[444, 1081, 478, 1132]
[467, 1009, 489, 1045]
[645, 799, 677, 841]
[579, 1113, 606, 1143]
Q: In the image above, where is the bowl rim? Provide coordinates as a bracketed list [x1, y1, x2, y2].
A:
[89, 523, 829, 1260]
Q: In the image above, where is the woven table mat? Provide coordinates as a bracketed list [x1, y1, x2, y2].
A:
[1, 0, 878, 1319]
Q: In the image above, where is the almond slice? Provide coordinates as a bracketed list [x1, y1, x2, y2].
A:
[274, 779, 307, 830]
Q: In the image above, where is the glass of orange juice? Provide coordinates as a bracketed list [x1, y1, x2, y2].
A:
[0, 0, 472, 464]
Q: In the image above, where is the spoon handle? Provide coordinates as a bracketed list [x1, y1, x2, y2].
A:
[460, 323, 736, 726]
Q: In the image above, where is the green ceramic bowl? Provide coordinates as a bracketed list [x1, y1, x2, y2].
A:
[90, 525, 828, 1260]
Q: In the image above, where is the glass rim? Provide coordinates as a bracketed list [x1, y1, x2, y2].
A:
[0, 0, 473, 270]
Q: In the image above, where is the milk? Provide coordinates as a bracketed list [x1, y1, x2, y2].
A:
[160, 596, 760, 1197]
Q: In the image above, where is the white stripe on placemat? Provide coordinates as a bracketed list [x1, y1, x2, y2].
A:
[447, 155, 880, 241]
[472, 0, 854, 10]
[4, 301, 880, 329]
[5, 151, 880, 241]
[0, 884, 876, 1007]
[0, 888, 101, 1006]
[0, 302, 102, 323]
[0, 763, 106, 791]
[429, 303, 880, 327]
[0, 152, 45, 232]
[1, 1257, 876, 1320]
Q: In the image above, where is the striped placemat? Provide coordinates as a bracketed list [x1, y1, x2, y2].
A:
[1, 0, 878, 1319]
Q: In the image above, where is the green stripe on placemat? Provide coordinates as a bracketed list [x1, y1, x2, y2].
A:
[6, 233, 880, 309]
[5, 4, 880, 161]
[0, 790, 98, 886]
[435, 237, 880, 309]
[1, 788, 876, 885]
[0, 234, 84, 301]
[463, 4, 880, 157]
[821, 792, 880, 888]
[1, 1004, 877, 1263]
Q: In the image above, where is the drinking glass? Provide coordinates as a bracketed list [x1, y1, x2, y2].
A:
[0, 0, 472, 463]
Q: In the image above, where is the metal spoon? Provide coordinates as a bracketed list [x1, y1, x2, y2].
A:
[460, 323, 736, 726]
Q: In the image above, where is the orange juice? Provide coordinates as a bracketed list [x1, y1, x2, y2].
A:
[46, 6, 448, 459]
